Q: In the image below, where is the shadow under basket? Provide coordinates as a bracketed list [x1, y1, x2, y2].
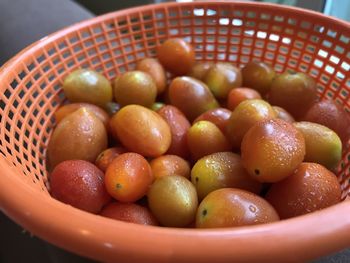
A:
[0, 1, 349, 263]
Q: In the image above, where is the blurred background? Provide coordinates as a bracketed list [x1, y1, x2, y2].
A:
[0, 0, 349, 262]
[74, 0, 349, 19]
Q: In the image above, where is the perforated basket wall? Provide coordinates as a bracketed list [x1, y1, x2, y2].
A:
[0, 1, 348, 199]
[0, 2, 349, 262]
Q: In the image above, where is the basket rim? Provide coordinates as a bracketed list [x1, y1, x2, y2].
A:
[0, 1, 349, 262]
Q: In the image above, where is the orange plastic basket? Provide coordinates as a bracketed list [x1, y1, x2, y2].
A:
[0, 1, 349, 262]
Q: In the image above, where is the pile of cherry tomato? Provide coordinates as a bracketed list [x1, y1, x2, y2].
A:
[47, 38, 350, 228]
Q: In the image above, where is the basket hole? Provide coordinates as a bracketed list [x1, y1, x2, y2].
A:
[36, 54, 46, 64]
[43, 64, 51, 73]
[274, 15, 285, 22]
[269, 34, 279, 42]
[27, 62, 35, 72]
[300, 21, 311, 29]
[99, 44, 108, 53]
[322, 40, 332, 48]
[284, 29, 294, 37]
[40, 82, 47, 90]
[82, 31, 91, 39]
[330, 55, 340, 65]
[302, 54, 311, 63]
[69, 35, 79, 44]
[4, 88, 12, 99]
[20, 109, 26, 118]
[325, 65, 335, 74]
[34, 72, 42, 81]
[58, 41, 68, 50]
[314, 59, 323, 68]
[53, 58, 60, 65]
[11, 98, 19, 109]
[19, 70, 27, 80]
[287, 18, 297, 25]
[314, 25, 325, 33]
[271, 25, 282, 32]
[340, 34, 349, 44]
[26, 165, 31, 173]
[244, 30, 254, 37]
[291, 50, 301, 58]
[321, 74, 330, 83]
[96, 35, 105, 43]
[32, 90, 39, 99]
[257, 23, 268, 31]
[6, 147, 12, 155]
[341, 62, 350, 71]
[10, 79, 18, 89]
[326, 29, 337, 38]
[257, 31, 267, 39]
[33, 109, 39, 117]
[335, 45, 344, 54]
[88, 48, 97, 57]
[297, 31, 307, 39]
[336, 72, 345, 80]
[219, 18, 229, 26]
[48, 74, 55, 82]
[26, 99, 33, 108]
[67, 59, 75, 68]
[294, 40, 304, 49]
[62, 50, 71, 59]
[16, 156, 22, 164]
[48, 48, 56, 56]
[260, 13, 271, 20]
[246, 11, 256, 18]
[8, 110, 14, 120]
[39, 100, 45, 107]
[193, 8, 204, 16]
[310, 35, 320, 44]
[4, 134, 10, 144]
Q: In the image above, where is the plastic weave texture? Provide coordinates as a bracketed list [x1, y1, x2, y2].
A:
[0, 2, 349, 263]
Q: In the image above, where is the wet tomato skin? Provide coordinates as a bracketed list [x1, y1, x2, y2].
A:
[105, 153, 154, 203]
[95, 147, 127, 172]
[100, 202, 158, 226]
[168, 76, 219, 121]
[150, 155, 191, 180]
[193, 108, 231, 134]
[196, 188, 279, 228]
[266, 162, 342, 219]
[50, 160, 111, 214]
[109, 105, 171, 157]
[157, 105, 191, 158]
[241, 118, 305, 183]
[157, 38, 195, 76]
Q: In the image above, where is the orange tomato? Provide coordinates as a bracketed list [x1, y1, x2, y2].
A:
[54, 102, 110, 128]
[136, 58, 167, 94]
[157, 38, 195, 76]
[168, 76, 219, 121]
[193, 108, 231, 134]
[227, 88, 262, 111]
[241, 119, 305, 183]
[100, 202, 158, 226]
[109, 105, 171, 157]
[187, 121, 231, 161]
[95, 147, 127, 172]
[105, 153, 153, 202]
[266, 162, 341, 219]
[157, 105, 191, 158]
[150, 155, 191, 180]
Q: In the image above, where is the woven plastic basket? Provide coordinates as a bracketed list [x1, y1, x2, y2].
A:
[0, 1, 349, 262]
